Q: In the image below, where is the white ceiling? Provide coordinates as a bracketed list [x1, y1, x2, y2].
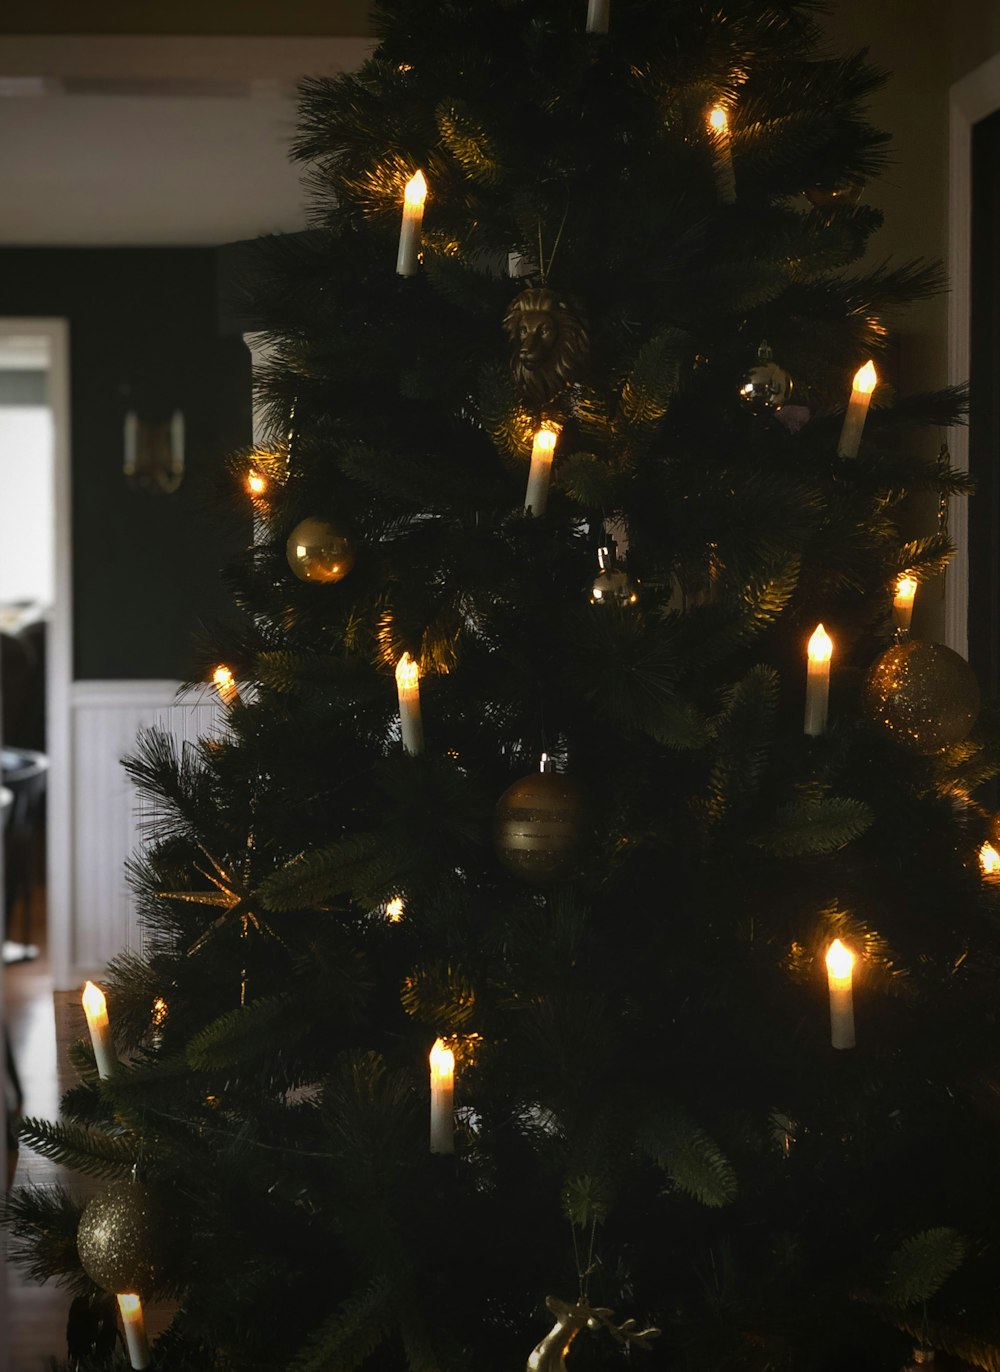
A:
[0, 36, 373, 246]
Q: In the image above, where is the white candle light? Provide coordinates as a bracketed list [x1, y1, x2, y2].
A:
[586, 0, 610, 32]
[837, 360, 877, 458]
[524, 426, 558, 516]
[804, 623, 833, 737]
[980, 842, 1000, 881]
[211, 665, 240, 710]
[395, 653, 424, 755]
[429, 1037, 455, 1154]
[82, 981, 117, 1080]
[707, 105, 736, 204]
[247, 468, 266, 544]
[892, 575, 917, 635]
[396, 170, 427, 277]
[117, 1294, 151, 1370]
[825, 938, 856, 1050]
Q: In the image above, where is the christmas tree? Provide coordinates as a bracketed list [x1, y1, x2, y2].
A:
[9, 3, 1000, 1371]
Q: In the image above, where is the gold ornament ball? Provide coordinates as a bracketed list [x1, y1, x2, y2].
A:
[864, 641, 980, 754]
[286, 517, 356, 584]
[77, 1180, 168, 1295]
[804, 177, 865, 209]
[494, 770, 582, 882]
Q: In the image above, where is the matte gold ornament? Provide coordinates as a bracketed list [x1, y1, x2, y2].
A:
[495, 759, 582, 882]
[504, 287, 589, 408]
[285, 517, 356, 584]
[527, 1295, 659, 1372]
[804, 177, 864, 209]
[864, 640, 980, 753]
[77, 1180, 169, 1295]
[739, 340, 792, 410]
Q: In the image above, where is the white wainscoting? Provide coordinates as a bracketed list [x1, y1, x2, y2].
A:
[58, 680, 221, 989]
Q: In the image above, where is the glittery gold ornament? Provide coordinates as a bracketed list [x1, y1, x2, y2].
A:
[864, 641, 980, 753]
[285, 517, 356, 584]
[77, 1180, 169, 1295]
[495, 760, 582, 882]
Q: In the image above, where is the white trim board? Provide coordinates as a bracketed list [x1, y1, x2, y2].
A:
[64, 680, 222, 990]
[947, 51, 1000, 656]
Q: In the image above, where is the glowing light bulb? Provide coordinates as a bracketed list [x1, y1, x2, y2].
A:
[808, 624, 833, 664]
[395, 653, 424, 754]
[825, 939, 855, 1049]
[82, 980, 107, 1026]
[708, 104, 729, 133]
[838, 360, 878, 457]
[852, 360, 877, 395]
[397, 171, 427, 276]
[212, 665, 239, 708]
[386, 896, 405, 922]
[980, 842, 1000, 877]
[825, 938, 855, 980]
[404, 169, 427, 208]
[525, 426, 559, 516]
[429, 1036, 455, 1154]
[429, 1037, 455, 1083]
[893, 574, 918, 634]
[82, 981, 117, 1078]
[395, 652, 420, 694]
[116, 1294, 150, 1370]
[247, 470, 266, 496]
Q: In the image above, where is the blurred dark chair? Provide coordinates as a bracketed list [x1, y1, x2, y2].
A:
[2, 747, 48, 964]
[15, 619, 46, 751]
[1, 632, 35, 746]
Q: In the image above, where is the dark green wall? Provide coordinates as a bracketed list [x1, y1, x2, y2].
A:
[0, 247, 251, 680]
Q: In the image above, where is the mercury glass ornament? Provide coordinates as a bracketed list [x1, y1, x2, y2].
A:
[285, 517, 356, 584]
[76, 1179, 169, 1295]
[864, 640, 980, 753]
[591, 545, 638, 606]
[739, 340, 792, 410]
[495, 756, 582, 882]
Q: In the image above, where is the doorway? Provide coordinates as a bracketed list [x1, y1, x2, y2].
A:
[0, 319, 71, 982]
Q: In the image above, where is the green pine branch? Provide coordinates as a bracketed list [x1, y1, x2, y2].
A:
[637, 1104, 738, 1208]
[15, 1118, 138, 1181]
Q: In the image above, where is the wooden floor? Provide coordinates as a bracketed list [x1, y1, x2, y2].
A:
[5, 891, 175, 1370]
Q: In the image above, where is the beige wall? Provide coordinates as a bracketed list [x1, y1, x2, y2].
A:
[822, 1, 1000, 638]
[0, 0, 374, 35]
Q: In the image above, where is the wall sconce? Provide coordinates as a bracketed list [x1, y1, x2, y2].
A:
[124, 410, 185, 494]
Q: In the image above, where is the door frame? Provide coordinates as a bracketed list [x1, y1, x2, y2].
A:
[947, 51, 1000, 657]
[0, 317, 72, 985]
